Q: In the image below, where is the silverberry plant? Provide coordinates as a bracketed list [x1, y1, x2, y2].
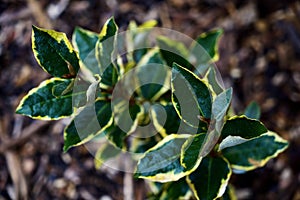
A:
[16, 17, 288, 199]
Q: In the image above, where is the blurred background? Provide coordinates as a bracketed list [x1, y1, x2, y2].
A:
[1, 0, 300, 199]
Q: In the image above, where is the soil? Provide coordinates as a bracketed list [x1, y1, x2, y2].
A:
[1, 0, 300, 199]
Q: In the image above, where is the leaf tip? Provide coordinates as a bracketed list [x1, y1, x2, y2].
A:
[15, 108, 22, 115]
[63, 144, 71, 153]
[32, 25, 38, 30]
[215, 28, 224, 35]
[133, 169, 141, 179]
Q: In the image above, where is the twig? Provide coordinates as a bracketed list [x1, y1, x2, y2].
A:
[123, 154, 134, 200]
[0, 120, 51, 154]
[0, 8, 31, 24]
[12, 115, 24, 138]
[47, 0, 70, 20]
[5, 151, 28, 200]
[159, 3, 172, 29]
[0, 115, 29, 200]
[27, 0, 53, 29]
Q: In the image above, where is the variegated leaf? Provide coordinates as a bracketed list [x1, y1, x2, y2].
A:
[157, 36, 193, 70]
[135, 134, 191, 182]
[187, 156, 231, 200]
[222, 131, 288, 171]
[16, 78, 84, 120]
[221, 115, 267, 139]
[171, 63, 212, 127]
[32, 26, 79, 77]
[63, 98, 113, 151]
[135, 48, 170, 101]
[95, 17, 119, 88]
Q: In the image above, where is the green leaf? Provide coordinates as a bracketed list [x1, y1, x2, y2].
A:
[157, 36, 193, 70]
[72, 27, 99, 77]
[32, 26, 80, 77]
[130, 134, 159, 154]
[127, 20, 157, 63]
[189, 88, 231, 160]
[244, 101, 261, 120]
[135, 134, 191, 182]
[113, 101, 143, 135]
[181, 133, 206, 171]
[198, 128, 222, 160]
[191, 29, 223, 64]
[153, 178, 192, 200]
[95, 17, 119, 88]
[72, 79, 96, 107]
[212, 88, 232, 121]
[222, 131, 288, 171]
[135, 48, 170, 100]
[151, 103, 180, 137]
[187, 156, 231, 200]
[205, 66, 224, 95]
[16, 78, 84, 120]
[63, 99, 113, 151]
[221, 115, 268, 139]
[52, 80, 74, 97]
[218, 136, 248, 151]
[94, 142, 121, 169]
[73, 27, 98, 61]
[171, 63, 212, 127]
[100, 64, 119, 88]
[102, 123, 128, 149]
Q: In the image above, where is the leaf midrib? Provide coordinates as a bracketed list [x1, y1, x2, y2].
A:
[31, 91, 85, 107]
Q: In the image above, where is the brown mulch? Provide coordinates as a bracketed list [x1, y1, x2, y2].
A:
[1, 0, 300, 199]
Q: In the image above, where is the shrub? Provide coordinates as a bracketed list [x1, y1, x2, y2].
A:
[16, 17, 288, 199]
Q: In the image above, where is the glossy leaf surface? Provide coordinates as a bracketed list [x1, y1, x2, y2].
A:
[187, 156, 231, 200]
[222, 131, 288, 171]
[157, 36, 193, 70]
[221, 115, 267, 139]
[64, 99, 113, 151]
[72, 27, 99, 76]
[16, 78, 82, 120]
[135, 134, 190, 182]
[171, 63, 212, 126]
[32, 26, 79, 77]
[244, 101, 261, 120]
[95, 17, 119, 88]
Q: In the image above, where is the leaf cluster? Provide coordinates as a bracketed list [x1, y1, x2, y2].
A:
[16, 18, 288, 200]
